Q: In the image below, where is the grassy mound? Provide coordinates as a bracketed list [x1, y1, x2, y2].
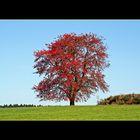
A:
[98, 93, 140, 105]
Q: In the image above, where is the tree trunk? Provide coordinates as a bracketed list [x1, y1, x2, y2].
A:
[70, 100, 75, 106]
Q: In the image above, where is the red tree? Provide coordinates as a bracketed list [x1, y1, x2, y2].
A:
[33, 33, 109, 105]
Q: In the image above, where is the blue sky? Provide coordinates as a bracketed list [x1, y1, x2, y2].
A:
[0, 20, 140, 105]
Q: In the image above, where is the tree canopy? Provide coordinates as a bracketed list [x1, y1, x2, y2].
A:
[33, 33, 109, 105]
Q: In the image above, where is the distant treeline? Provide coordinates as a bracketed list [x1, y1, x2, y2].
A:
[0, 104, 44, 108]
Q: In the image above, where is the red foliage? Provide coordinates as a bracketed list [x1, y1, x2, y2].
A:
[33, 33, 109, 105]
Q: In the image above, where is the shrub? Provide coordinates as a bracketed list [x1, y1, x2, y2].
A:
[98, 93, 140, 105]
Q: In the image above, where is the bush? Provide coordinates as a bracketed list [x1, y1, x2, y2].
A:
[98, 93, 140, 105]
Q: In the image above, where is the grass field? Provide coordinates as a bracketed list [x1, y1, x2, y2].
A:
[0, 105, 140, 120]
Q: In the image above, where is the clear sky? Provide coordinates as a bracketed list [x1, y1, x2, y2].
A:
[0, 19, 140, 106]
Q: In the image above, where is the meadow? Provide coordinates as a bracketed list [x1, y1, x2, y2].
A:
[0, 105, 140, 120]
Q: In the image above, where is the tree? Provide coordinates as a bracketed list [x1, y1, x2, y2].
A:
[33, 33, 109, 105]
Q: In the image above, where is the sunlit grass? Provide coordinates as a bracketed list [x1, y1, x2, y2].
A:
[0, 105, 140, 120]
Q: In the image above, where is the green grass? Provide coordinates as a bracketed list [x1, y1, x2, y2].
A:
[0, 105, 140, 120]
